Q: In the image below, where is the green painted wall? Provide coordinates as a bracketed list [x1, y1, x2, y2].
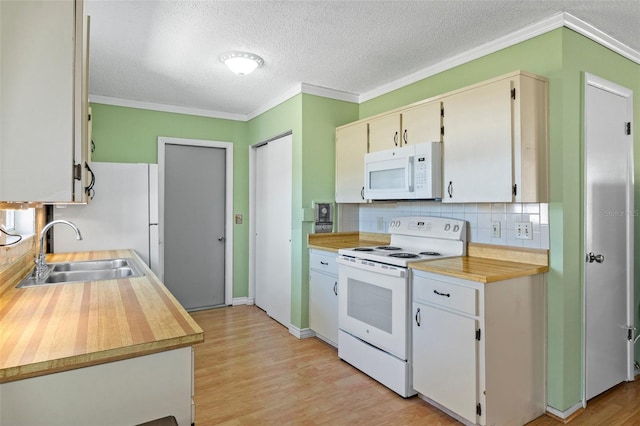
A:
[359, 27, 640, 412]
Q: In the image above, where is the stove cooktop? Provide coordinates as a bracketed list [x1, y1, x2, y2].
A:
[337, 216, 467, 267]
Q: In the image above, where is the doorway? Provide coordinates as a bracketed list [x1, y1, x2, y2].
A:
[583, 73, 634, 402]
[158, 137, 234, 310]
[250, 132, 293, 328]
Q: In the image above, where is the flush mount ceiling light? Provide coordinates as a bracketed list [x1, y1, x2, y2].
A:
[219, 51, 264, 75]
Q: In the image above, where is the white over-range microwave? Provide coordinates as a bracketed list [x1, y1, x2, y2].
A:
[364, 141, 442, 200]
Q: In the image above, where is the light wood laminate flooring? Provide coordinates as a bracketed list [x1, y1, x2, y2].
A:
[190, 306, 640, 425]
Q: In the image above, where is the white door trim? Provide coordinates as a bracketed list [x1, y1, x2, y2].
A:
[158, 137, 234, 306]
[582, 72, 634, 406]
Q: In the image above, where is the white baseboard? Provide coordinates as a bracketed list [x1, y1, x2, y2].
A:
[232, 297, 254, 306]
[288, 325, 316, 339]
[546, 402, 583, 420]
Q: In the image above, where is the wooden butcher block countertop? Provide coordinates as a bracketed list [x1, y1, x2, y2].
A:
[411, 243, 549, 283]
[0, 249, 204, 384]
[307, 232, 390, 253]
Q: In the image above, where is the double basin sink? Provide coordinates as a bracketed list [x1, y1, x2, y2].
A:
[18, 258, 145, 288]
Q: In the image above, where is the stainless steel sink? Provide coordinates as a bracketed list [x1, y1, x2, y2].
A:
[17, 257, 145, 288]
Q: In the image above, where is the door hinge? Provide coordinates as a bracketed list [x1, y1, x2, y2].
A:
[475, 328, 481, 341]
[628, 329, 633, 341]
[441, 126, 445, 136]
[511, 88, 516, 100]
[476, 403, 482, 416]
[441, 107, 444, 117]
[626, 122, 631, 135]
[73, 163, 82, 181]
[512, 184, 517, 196]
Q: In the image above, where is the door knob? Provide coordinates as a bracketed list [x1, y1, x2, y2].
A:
[218, 236, 226, 242]
[586, 252, 604, 263]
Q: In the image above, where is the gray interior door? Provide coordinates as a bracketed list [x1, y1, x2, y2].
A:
[584, 78, 633, 400]
[164, 144, 226, 310]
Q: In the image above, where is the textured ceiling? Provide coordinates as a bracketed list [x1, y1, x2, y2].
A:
[85, 0, 640, 119]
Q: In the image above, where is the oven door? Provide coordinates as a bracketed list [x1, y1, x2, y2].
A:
[337, 257, 409, 360]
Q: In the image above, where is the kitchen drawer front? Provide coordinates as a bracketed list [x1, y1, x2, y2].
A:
[413, 277, 477, 315]
[310, 250, 338, 275]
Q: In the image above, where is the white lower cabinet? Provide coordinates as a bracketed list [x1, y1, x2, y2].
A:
[309, 249, 338, 346]
[412, 270, 546, 426]
[0, 347, 194, 426]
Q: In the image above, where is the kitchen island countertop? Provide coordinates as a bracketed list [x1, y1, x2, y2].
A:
[0, 249, 204, 384]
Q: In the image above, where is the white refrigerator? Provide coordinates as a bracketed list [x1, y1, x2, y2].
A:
[53, 162, 161, 279]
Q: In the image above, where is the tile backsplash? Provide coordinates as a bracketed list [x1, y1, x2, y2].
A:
[339, 201, 549, 250]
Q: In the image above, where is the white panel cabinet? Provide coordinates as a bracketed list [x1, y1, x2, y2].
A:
[368, 102, 442, 153]
[442, 72, 548, 203]
[368, 113, 401, 152]
[309, 249, 339, 346]
[401, 101, 443, 146]
[0, 0, 91, 203]
[412, 270, 546, 426]
[335, 121, 368, 203]
[0, 347, 194, 426]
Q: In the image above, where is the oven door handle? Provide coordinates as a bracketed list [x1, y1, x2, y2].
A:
[337, 256, 406, 278]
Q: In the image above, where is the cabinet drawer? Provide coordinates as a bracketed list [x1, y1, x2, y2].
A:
[309, 251, 338, 275]
[413, 277, 477, 315]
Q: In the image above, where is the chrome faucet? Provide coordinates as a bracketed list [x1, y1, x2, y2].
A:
[34, 220, 82, 281]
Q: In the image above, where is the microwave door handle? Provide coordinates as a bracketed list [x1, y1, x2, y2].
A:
[407, 156, 414, 192]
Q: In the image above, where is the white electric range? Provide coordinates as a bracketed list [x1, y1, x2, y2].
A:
[336, 216, 467, 397]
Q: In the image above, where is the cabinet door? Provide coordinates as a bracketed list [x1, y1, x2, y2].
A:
[335, 122, 368, 203]
[442, 79, 513, 202]
[412, 302, 478, 424]
[401, 102, 442, 145]
[368, 113, 401, 153]
[0, 0, 88, 203]
[309, 270, 338, 346]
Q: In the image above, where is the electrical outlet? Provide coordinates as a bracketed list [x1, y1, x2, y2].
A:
[515, 221, 532, 240]
[377, 217, 384, 231]
[491, 221, 501, 238]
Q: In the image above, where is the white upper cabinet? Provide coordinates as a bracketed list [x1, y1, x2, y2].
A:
[400, 101, 442, 146]
[335, 121, 369, 203]
[442, 72, 548, 203]
[368, 113, 401, 153]
[0, 0, 91, 203]
[368, 101, 442, 153]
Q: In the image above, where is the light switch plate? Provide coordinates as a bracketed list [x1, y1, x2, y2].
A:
[491, 221, 501, 238]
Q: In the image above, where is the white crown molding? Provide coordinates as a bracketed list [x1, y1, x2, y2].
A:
[89, 94, 249, 121]
[359, 12, 566, 103]
[359, 12, 639, 103]
[246, 83, 303, 121]
[563, 12, 640, 64]
[300, 83, 360, 103]
[246, 83, 359, 121]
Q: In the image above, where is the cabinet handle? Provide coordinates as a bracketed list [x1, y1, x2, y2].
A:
[333, 282, 338, 296]
[447, 181, 453, 198]
[361, 186, 365, 200]
[403, 129, 408, 145]
[433, 290, 450, 298]
[415, 307, 421, 326]
[394, 131, 399, 147]
[320, 261, 328, 266]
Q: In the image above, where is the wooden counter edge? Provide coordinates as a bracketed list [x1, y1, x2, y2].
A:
[0, 332, 204, 384]
[467, 242, 548, 266]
